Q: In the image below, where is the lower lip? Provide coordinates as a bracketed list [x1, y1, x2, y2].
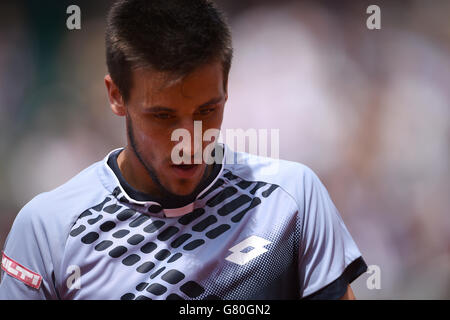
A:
[171, 164, 201, 179]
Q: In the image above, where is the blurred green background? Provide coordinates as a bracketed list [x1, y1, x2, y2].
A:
[0, 0, 449, 299]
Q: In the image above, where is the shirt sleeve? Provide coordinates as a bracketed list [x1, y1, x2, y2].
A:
[297, 166, 367, 299]
[0, 196, 60, 300]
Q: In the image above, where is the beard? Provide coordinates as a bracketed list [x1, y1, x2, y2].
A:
[125, 114, 210, 202]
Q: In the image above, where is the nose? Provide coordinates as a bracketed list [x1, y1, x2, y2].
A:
[174, 118, 203, 164]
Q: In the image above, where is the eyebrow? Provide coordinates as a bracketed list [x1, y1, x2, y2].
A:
[145, 96, 224, 113]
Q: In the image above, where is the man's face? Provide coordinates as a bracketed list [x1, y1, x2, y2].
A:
[123, 61, 227, 196]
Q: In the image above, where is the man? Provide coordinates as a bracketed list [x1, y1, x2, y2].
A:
[0, 0, 367, 300]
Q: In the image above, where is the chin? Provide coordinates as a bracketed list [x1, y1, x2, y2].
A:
[169, 183, 198, 196]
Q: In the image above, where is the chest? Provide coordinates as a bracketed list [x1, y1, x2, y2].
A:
[60, 186, 300, 299]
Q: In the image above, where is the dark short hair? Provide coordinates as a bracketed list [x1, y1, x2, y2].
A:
[105, 0, 233, 102]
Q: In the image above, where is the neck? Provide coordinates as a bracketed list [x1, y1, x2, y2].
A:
[117, 146, 163, 198]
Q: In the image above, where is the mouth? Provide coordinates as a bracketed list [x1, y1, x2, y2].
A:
[171, 163, 202, 179]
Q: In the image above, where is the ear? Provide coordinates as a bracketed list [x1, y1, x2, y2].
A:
[105, 74, 126, 116]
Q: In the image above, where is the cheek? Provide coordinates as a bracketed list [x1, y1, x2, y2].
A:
[132, 121, 172, 163]
[203, 107, 224, 129]
[208, 110, 225, 134]
[132, 120, 153, 145]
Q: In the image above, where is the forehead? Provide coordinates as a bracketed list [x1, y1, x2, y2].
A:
[130, 61, 225, 110]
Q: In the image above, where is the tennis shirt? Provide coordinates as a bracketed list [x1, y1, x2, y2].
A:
[0, 143, 367, 300]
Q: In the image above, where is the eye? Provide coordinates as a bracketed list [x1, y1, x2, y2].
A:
[197, 107, 216, 116]
[153, 113, 175, 120]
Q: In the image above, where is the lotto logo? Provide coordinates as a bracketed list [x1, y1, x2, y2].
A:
[225, 235, 272, 266]
[1, 252, 42, 289]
